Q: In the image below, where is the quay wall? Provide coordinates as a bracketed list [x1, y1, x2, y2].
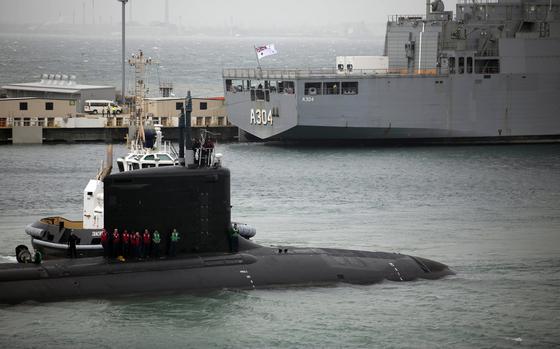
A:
[0, 126, 239, 144]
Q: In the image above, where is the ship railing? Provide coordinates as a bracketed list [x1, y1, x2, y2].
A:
[387, 14, 425, 22]
[458, 0, 500, 4]
[223, 68, 450, 79]
[475, 48, 499, 57]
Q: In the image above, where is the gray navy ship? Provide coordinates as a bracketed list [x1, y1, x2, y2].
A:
[223, 0, 560, 143]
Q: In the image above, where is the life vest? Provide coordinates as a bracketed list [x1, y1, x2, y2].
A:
[112, 231, 120, 243]
[143, 231, 151, 244]
[122, 231, 130, 244]
[132, 233, 141, 246]
[100, 229, 108, 243]
[153, 231, 161, 244]
[171, 230, 180, 242]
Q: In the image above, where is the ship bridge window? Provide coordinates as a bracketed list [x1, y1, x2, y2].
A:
[324, 82, 340, 95]
[337, 64, 344, 72]
[255, 87, 265, 100]
[278, 81, 295, 94]
[226, 79, 244, 92]
[449, 57, 456, 74]
[475, 59, 500, 74]
[248, 81, 270, 101]
[467, 57, 473, 74]
[175, 102, 183, 110]
[269, 80, 278, 93]
[305, 82, 322, 95]
[342, 81, 359, 95]
[458, 57, 465, 74]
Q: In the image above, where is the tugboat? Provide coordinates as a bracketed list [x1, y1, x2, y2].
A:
[116, 123, 180, 172]
[0, 93, 454, 304]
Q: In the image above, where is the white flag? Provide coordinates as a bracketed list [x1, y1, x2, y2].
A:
[255, 44, 278, 60]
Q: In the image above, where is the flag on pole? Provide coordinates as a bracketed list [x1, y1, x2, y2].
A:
[255, 44, 278, 60]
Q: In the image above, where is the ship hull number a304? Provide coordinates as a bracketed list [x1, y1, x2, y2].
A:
[250, 109, 273, 126]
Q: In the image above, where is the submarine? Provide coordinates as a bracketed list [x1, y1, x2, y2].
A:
[0, 96, 454, 304]
[0, 164, 453, 304]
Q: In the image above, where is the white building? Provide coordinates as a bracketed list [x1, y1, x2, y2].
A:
[2, 74, 115, 113]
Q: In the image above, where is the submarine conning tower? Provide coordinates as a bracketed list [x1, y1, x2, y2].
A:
[104, 165, 231, 254]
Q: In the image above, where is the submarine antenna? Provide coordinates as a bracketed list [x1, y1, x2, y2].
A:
[179, 97, 185, 166]
[178, 91, 193, 167]
[185, 91, 193, 165]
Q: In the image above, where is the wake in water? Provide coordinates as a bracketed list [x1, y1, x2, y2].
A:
[0, 255, 16, 263]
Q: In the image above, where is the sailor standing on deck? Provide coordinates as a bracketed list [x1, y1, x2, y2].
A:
[192, 138, 201, 164]
[152, 230, 161, 259]
[229, 223, 239, 253]
[68, 232, 78, 258]
[142, 229, 151, 259]
[112, 229, 121, 258]
[131, 231, 141, 259]
[100, 228, 108, 258]
[122, 230, 130, 258]
[169, 228, 180, 258]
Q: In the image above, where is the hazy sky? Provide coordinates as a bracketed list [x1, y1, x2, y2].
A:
[0, 0, 460, 27]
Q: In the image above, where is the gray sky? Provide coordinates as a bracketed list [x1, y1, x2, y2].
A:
[0, 0, 460, 27]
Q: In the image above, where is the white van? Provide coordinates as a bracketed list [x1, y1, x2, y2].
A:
[84, 100, 122, 115]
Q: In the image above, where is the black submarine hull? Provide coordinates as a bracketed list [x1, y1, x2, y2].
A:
[0, 239, 453, 304]
[1, 164, 454, 304]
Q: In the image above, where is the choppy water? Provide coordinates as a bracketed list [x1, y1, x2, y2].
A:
[0, 143, 559, 348]
[0, 33, 383, 98]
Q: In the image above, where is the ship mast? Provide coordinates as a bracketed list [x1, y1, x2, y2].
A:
[128, 50, 152, 128]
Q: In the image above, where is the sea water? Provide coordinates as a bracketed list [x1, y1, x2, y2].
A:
[0, 143, 559, 348]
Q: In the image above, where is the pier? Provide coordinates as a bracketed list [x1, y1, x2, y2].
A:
[0, 126, 239, 144]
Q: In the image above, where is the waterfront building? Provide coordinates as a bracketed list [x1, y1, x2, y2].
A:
[144, 96, 230, 127]
[0, 97, 127, 128]
[1, 74, 115, 113]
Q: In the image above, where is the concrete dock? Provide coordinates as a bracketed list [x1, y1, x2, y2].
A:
[0, 126, 239, 144]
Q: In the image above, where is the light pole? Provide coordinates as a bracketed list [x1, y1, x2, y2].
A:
[118, 0, 128, 105]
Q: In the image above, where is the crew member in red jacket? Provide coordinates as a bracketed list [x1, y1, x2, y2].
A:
[112, 229, 121, 258]
[122, 230, 130, 258]
[100, 228, 108, 258]
[131, 231, 141, 259]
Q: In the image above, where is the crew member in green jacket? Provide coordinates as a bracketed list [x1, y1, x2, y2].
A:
[152, 230, 161, 259]
[229, 223, 239, 253]
[169, 228, 180, 257]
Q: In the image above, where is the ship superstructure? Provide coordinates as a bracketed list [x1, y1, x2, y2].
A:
[223, 0, 560, 142]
